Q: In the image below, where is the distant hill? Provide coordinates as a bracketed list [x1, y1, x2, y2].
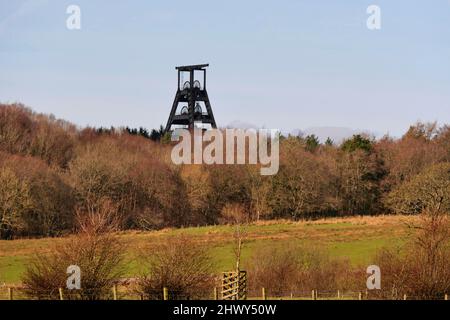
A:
[224, 120, 260, 130]
[226, 120, 376, 144]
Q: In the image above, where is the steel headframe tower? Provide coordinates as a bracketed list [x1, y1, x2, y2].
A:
[164, 64, 217, 133]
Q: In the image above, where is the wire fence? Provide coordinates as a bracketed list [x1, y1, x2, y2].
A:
[0, 285, 448, 301]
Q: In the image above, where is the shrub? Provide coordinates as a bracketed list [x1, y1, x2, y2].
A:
[22, 211, 125, 300]
[247, 245, 353, 297]
[374, 214, 450, 299]
[136, 235, 214, 299]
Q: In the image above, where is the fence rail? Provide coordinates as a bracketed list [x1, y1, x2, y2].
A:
[0, 285, 448, 301]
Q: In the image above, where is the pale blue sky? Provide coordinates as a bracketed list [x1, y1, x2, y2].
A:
[1, 0, 449, 137]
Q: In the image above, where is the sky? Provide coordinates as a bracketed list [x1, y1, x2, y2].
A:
[0, 0, 449, 137]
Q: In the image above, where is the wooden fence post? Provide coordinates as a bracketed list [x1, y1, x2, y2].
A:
[163, 287, 169, 301]
[59, 288, 64, 301]
[337, 290, 340, 299]
[403, 294, 407, 300]
[262, 288, 266, 300]
[8, 287, 13, 300]
[445, 294, 448, 301]
[312, 290, 316, 300]
[358, 292, 362, 300]
[213, 287, 218, 300]
[112, 284, 118, 300]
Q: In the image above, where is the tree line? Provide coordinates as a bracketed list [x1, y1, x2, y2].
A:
[1, 103, 449, 239]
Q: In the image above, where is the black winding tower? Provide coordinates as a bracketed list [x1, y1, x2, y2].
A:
[164, 64, 217, 133]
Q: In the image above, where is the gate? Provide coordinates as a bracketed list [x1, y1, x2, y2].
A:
[221, 270, 247, 300]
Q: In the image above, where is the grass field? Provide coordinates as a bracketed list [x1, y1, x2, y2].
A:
[0, 215, 418, 285]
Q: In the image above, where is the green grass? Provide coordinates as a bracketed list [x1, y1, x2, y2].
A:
[0, 255, 28, 284]
[0, 215, 416, 284]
